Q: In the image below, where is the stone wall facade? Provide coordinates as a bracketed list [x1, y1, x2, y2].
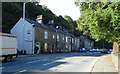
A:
[34, 26, 79, 54]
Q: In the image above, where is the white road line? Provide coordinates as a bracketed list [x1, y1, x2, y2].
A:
[13, 70, 27, 74]
[0, 67, 4, 69]
[27, 60, 40, 64]
[43, 61, 56, 66]
[19, 70, 27, 72]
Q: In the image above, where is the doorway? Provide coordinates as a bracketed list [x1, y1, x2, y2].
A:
[51, 44, 55, 53]
[36, 42, 41, 54]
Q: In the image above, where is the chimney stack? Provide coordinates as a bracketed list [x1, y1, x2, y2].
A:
[48, 20, 54, 28]
[36, 15, 43, 24]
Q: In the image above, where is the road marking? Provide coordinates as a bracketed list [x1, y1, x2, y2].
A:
[0, 67, 4, 69]
[27, 60, 40, 64]
[13, 70, 27, 74]
[43, 61, 56, 66]
[19, 70, 27, 72]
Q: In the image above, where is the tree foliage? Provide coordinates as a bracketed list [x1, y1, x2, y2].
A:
[64, 15, 82, 36]
[2, 2, 82, 37]
[75, 1, 120, 43]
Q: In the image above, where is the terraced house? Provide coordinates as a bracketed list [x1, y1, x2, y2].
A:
[11, 17, 80, 54]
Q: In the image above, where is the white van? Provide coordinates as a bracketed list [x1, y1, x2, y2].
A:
[0, 33, 18, 62]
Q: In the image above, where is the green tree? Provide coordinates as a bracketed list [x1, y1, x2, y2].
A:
[64, 15, 82, 36]
[75, 1, 120, 45]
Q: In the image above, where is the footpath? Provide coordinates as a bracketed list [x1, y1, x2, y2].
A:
[17, 54, 40, 58]
[91, 54, 118, 73]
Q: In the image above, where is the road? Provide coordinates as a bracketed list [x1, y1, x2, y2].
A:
[1, 52, 108, 73]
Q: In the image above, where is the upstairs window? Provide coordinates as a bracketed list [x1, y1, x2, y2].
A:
[57, 34, 59, 41]
[72, 38, 74, 43]
[66, 37, 68, 42]
[69, 38, 71, 42]
[45, 31, 48, 39]
[53, 35, 55, 39]
[63, 36, 64, 40]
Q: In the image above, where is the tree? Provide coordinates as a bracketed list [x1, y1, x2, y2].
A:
[75, 1, 120, 45]
[64, 15, 82, 36]
[2, 3, 72, 34]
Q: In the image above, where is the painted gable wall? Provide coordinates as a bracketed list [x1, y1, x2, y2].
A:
[11, 18, 35, 54]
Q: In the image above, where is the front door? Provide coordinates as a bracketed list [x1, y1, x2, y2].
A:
[36, 42, 41, 54]
[52, 45, 55, 53]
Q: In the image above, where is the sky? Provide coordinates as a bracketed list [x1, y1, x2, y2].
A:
[40, 0, 80, 20]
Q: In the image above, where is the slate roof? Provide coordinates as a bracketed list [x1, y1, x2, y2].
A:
[25, 18, 76, 37]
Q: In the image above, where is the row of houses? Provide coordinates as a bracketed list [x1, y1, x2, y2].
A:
[79, 36, 94, 50]
[11, 17, 80, 54]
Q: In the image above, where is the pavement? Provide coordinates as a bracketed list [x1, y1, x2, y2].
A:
[91, 54, 118, 73]
[17, 54, 38, 58]
[17, 52, 102, 58]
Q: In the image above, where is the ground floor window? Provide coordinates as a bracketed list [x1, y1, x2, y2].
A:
[44, 43, 48, 52]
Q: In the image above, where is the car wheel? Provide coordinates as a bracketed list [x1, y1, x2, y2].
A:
[4, 56, 12, 62]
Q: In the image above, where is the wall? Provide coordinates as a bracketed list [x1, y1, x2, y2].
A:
[34, 26, 75, 53]
[34, 26, 57, 53]
[80, 36, 94, 49]
[11, 18, 34, 54]
[111, 41, 119, 71]
[113, 41, 119, 53]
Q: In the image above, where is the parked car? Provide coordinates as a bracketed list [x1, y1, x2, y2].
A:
[89, 48, 94, 52]
[0, 33, 18, 62]
[90, 48, 99, 52]
[109, 49, 113, 52]
[94, 48, 99, 52]
[99, 49, 103, 52]
[101, 49, 108, 53]
[78, 48, 86, 52]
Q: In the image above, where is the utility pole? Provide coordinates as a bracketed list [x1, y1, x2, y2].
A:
[23, 2, 26, 54]
[22, 0, 40, 54]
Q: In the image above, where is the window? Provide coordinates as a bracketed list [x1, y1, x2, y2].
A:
[57, 35, 59, 41]
[45, 31, 48, 39]
[27, 30, 31, 34]
[66, 37, 68, 42]
[66, 45, 68, 48]
[63, 35, 64, 40]
[53, 35, 55, 39]
[69, 38, 71, 42]
[44, 43, 47, 51]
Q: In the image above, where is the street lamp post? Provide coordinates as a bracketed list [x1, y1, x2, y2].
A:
[22, 2, 26, 54]
[22, 1, 40, 54]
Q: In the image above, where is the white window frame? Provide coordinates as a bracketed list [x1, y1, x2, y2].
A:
[45, 31, 48, 39]
[63, 35, 64, 40]
[53, 35, 55, 39]
[66, 37, 68, 42]
[57, 34, 59, 41]
[69, 38, 71, 42]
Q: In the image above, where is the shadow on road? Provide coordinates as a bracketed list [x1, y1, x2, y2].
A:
[2, 52, 109, 72]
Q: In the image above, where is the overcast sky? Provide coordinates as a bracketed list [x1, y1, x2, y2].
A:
[40, 0, 80, 20]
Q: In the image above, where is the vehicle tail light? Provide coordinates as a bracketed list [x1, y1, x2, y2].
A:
[17, 48, 18, 54]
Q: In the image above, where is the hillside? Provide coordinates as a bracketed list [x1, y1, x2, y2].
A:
[2, 2, 81, 36]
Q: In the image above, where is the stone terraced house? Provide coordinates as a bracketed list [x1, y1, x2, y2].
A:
[11, 18, 80, 54]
